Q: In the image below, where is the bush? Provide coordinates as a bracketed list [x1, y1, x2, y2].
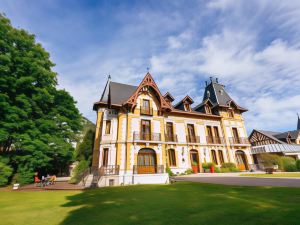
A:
[185, 169, 193, 175]
[0, 162, 13, 186]
[296, 160, 300, 171]
[281, 157, 296, 172]
[15, 167, 35, 185]
[69, 160, 89, 184]
[284, 164, 297, 172]
[166, 167, 174, 176]
[259, 154, 282, 168]
[220, 163, 239, 172]
[214, 167, 221, 173]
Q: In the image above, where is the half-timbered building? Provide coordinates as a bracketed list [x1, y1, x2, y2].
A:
[249, 117, 300, 164]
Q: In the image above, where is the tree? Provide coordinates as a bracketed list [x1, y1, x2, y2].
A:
[75, 129, 95, 165]
[0, 14, 82, 184]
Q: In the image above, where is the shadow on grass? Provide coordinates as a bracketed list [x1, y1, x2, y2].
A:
[59, 182, 300, 225]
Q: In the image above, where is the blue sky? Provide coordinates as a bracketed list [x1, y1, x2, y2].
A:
[1, 0, 300, 133]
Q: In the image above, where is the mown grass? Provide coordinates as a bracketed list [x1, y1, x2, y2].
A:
[1, 182, 300, 225]
[241, 172, 300, 178]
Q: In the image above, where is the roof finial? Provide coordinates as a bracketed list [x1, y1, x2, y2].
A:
[297, 113, 300, 130]
[108, 73, 111, 80]
[146, 67, 150, 72]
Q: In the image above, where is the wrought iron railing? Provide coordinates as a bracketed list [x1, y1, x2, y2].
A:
[140, 106, 153, 116]
[99, 165, 120, 176]
[165, 133, 178, 142]
[186, 135, 200, 143]
[229, 137, 250, 145]
[206, 136, 225, 144]
[133, 132, 161, 141]
[133, 165, 164, 174]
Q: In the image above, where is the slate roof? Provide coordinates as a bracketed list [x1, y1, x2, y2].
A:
[100, 81, 137, 105]
[202, 81, 247, 112]
[256, 129, 300, 144]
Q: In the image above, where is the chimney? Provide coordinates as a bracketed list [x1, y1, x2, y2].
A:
[216, 78, 219, 83]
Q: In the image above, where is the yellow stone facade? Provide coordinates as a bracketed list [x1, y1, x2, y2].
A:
[92, 73, 253, 179]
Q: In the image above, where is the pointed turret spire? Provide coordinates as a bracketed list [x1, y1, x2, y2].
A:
[99, 74, 111, 103]
[297, 113, 300, 130]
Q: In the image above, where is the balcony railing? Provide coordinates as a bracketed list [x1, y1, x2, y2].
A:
[206, 136, 225, 144]
[140, 106, 153, 116]
[99, 165, 120, 176]
[229, 137, 250, 145]
[133, 132, 161, 141]
[165, 133, 178, 142]
[186, 135, 200, 143]
[133, 165, 164, 174]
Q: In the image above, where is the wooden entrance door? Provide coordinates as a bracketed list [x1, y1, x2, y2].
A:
[137, 148, 157, 174]
[235, 150, 248, 170]
[190, 150, 199, 173]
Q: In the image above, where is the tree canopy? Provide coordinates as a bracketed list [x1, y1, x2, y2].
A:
[0, 14, 82, 184]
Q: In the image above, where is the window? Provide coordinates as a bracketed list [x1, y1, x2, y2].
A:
[232, 128, 240, 143]
[166, 122, 174, 141]
[184, 103, 191, 111]
[211, 150, 218, 164]
[102, 148, 109, 166]
[205, 105, 212, 114]
[206, 126, 213, 143]
[187, 124, 196, 142]
[213, 126, 220, 143]
[218, 150, 224, 164]
[228, 109, 234, 118]
[168, 149, 176, 167]
[143, 99, 150, 109]
[141, 120, 151, 140]
[105, 120, 111, 134]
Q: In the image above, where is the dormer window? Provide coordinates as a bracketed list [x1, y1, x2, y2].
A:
[228, 109, 234, 118]
[184, 103, 191, 111]
[205, 105, 212, 114]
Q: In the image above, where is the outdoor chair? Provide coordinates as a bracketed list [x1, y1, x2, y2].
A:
[34, 176, 42, 187]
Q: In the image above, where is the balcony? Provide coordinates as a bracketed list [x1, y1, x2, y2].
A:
[186, 135, 200, 143]
[133, 132, 161, 142]
[133, 165, 164, 174]
[165, 133, 178, 142]
[206, 136, 225, 144]
[140, 106, 153, 116]
[229, 137, 250, 145]
[99, 165, 120, 176]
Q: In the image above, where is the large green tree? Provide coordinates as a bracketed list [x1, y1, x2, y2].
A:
[0, 14, 82, 184]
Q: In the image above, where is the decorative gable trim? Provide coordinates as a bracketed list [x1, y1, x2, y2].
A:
[124, 72, 172, 112]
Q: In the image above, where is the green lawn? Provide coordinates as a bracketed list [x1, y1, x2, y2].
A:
[241, 172, 300, 178]
[1, 182, 300, 225]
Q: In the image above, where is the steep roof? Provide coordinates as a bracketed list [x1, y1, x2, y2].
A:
[274, 130, 300, 140]
[202, 80, 247, 112]
[99, 80, 137, 105]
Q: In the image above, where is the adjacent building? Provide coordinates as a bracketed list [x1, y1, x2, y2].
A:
[249, 117, 300, 164]
[91, 73, 253, 187]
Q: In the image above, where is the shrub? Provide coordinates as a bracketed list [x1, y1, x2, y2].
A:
[296, 160, 300, 171]
[0, 162, 13, 186]
[284, 164, 297, 172]
[185, 169, 193, 175]
[69, 160, 89, 184]
[280, 157, 296, 172]
[214, 167, 221, 173]
[15, 167, 35, 185]
[202, 163, 210, 169]
[221, 163, 236, 169]
[259, 154, 282, 168]
[166, 167, 174, 176]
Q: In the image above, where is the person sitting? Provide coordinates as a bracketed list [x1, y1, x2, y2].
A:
[34, 176, 41, 187]
[49, 175, 57, 185]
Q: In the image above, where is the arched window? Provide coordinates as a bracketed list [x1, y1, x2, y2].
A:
[168, 149, 176, 167]
[211, 150, 218, 164]
[218, 150, 224, 164]
[136, 148, 157, 174]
